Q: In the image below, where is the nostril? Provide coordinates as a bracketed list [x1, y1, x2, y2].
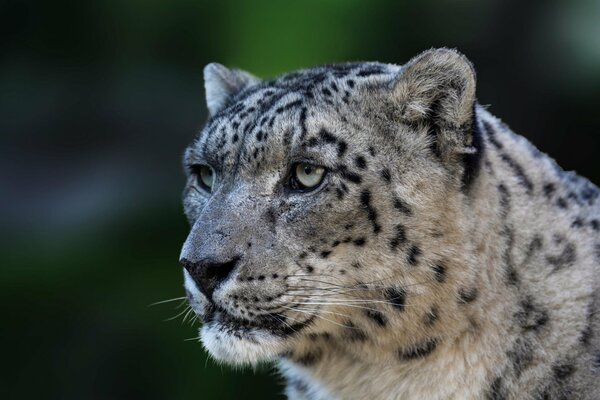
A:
[180, 256, 240, 299]
[205, 258, 238, 287]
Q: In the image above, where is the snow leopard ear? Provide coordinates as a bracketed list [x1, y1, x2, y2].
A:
[392, 48, 477, 157]
[203, 63, 260, 116]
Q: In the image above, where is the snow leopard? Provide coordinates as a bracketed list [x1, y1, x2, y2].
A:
[179, 48, 600, 399]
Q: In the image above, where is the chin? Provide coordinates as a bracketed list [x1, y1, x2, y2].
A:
[200, 317, 288, 365]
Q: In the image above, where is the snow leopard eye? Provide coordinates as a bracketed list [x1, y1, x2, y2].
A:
[191, 164, 215, 192]
[289, 162, 326, 191]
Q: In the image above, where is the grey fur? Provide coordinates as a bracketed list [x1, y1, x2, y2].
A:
[180, 48, 600, 399]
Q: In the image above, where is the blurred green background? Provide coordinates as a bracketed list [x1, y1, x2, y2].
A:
[2, 0, 599, 399]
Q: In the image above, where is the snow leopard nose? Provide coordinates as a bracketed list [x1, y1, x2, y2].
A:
[180, 256, 240, 300]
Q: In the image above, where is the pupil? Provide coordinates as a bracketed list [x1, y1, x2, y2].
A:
[304, 166, 312, 175]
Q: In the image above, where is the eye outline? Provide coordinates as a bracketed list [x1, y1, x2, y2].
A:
[189, 164, 216, 193]
[287, 162, 328, 193]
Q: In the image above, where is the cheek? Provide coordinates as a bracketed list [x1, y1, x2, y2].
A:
[283, 202, 370, 259]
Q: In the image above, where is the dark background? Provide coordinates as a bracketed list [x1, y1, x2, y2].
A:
[2, 0, 599, 399]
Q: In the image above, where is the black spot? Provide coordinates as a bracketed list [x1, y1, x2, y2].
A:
[294, 348, 323, 366]
[553, 363, 575, 380]
[298, 107, 307, 139]
[346, 79, 355, 88]
[556, 197, 568, 209]
[322, 87, 332, 97]
[343, 321, 367, 342]
[380, 168, 391, 183]
[499, 153, 533, 194]
[497, 184, 511, 214]
[486, 376, 507, 400]
[407, 245, 421, 266]
[507, 337, 534, 378]
[265, 208, 277, 225]
[357, 65, 386, 77]
[354, 155, 367, 169]
[393, 197, 412, 215]
[501, 225, 519, 286]
[335, 187, 344, 199]
[256, 130, 263, 141]
[306, 137, 319, 147]
[484, 120, 503, 149]
[458, 287, 478, 304]
[319, 128, 337, 144]
[340, 169, 362, 184]
[571, 218, 584, 228]
[514, 296, 549, 331]
[305, 265, 314, 273]
[353, 238, 366, 246]
[342, 91, 350, 103]
[580, 317, 593, 346]
[546, 243, 576, 273]
[432, 263, 446, 283]
[359, 190, 381, 234]
[461, 111, 485, 190]
[275, 99, 302, 114]
[398, 338, 438, 360]
[232, 133, 239, 143]
[543, 183, 556, 198]
[320, 251, 332, 259]
[389, 224, 407, 251]
[337, 141, 348, 157]
[365, 309, 387, 327]
[352, 262, 362, 269]
[385, 287, 406, 311]
[591, 220, 600, 231]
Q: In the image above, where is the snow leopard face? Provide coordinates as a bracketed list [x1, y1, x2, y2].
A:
[180, 49, 480, 365]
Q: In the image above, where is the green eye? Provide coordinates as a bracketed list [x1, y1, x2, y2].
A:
[291, 163, 326, 191]
[192, 165, 215, 192]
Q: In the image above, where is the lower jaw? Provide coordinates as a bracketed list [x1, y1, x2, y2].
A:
[200, 321, 287, 365]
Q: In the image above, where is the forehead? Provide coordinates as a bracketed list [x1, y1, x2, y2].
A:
[187, 63, 398, 175]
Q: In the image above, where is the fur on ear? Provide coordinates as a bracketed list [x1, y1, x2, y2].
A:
[392, 48, 477, 157]
[203, 63, 260, 116]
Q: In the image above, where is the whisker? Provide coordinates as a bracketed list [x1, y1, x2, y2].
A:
[164, 306, 192, 322]
[293, 306, 354, 321]
[279, 305, 358, 330]
[149, 296, 187, 307]
[287, 300, 408, 313]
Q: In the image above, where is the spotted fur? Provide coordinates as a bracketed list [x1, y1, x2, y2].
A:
[179, 48, 600, 399]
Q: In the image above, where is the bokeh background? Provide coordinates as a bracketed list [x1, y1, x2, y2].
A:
[2, 0, 600, 398]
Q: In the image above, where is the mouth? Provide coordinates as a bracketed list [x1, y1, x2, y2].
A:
[198, 302, 316, 338]
[188, 298, 318, 365]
